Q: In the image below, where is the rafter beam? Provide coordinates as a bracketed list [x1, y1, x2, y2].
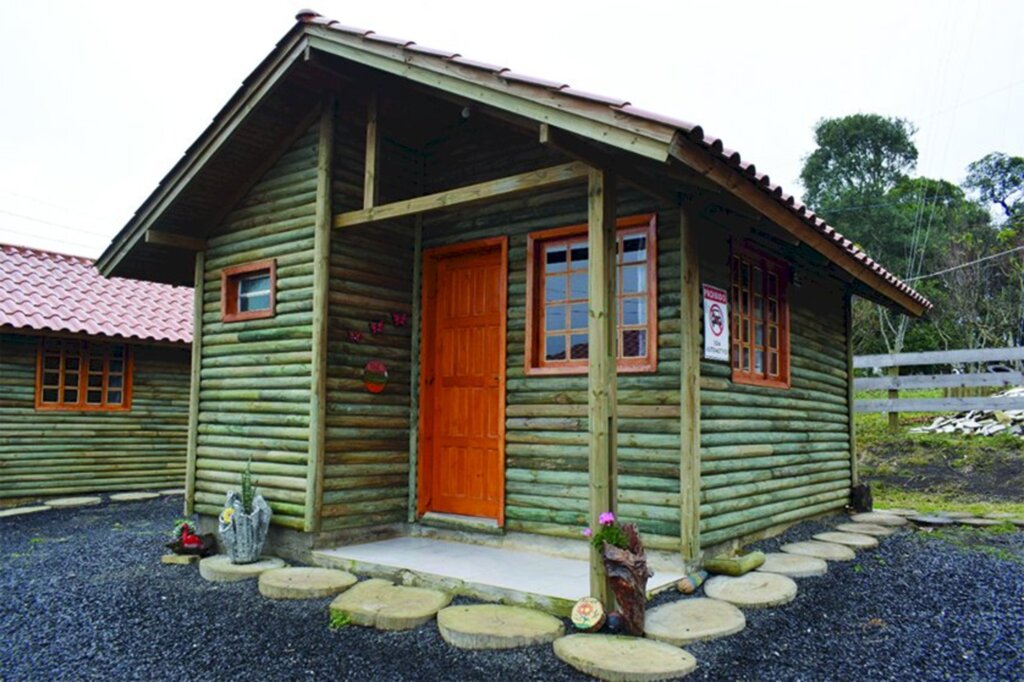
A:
[145, 231, 206, 251]
[333, 161, 590, 228]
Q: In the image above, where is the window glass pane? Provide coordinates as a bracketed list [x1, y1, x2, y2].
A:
[545, 246, 567, 273]
[754, 295, 763, 320]
[112, 345, 125, 358]
[239, 274, 271, 296]
[621, 236, 646, 263]
[570, 272, 588, 300]
[569, 334, 588, 359]
[755, 350, 764, 373]
[44, 356, 60, 370]
[63, 388, 78, 403]
[732, 345, 740, 369]
[569, 303, 588, 330]
[43, 372, 60, 386]
[43, 389, 58, 403]
[741, 264, 750, 287]
[87, 390, 103, 404]
[545, 335, 566, 361]
[769, 352, 779, 376]
[753, 267, 762, 294]
[545, 305, 566, 332]
[622, 298, 646, 326]
[755, 323, 764, 346]
[107, 390, 122, 405]
[768, 300, 777, 323]
[109, 375, 123, 389]
[88, 375, 103, 388]
[570, 244, 588, 269]
[89, 358, 104, 372]
[65, 357, 80, 371]
[767, 272, 778, 297]
[742, 320, 750, 343]
[239, 292, 271, 312]
[742, 347, 750, 372]
[621, 265, 646, 294]
[769, 326, 778, 348]
[110, 360, 123, 373]
[623, 329, 647, 358]
[545, 276, 566, 302]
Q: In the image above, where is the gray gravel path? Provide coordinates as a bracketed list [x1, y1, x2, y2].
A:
[1, 498, 1022, 681]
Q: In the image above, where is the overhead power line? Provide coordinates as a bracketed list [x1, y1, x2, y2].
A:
[0, 207, 111, 238]
[906, 244, 1024, 282]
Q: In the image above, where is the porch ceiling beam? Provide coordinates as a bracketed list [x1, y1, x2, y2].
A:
[332, 161, 589, 229]
[144, 231, 207, 252]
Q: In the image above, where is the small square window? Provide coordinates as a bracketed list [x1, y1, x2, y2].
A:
[221, 259, 276, 322]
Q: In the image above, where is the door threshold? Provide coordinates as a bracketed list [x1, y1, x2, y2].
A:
[420, 511, 502, 535]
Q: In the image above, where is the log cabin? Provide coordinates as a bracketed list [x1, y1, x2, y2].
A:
[0, 244, 191, 502]
[96, 11, 930, 598]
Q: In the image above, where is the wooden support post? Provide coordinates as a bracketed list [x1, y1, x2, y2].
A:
[887, 365, 899, 434]
[678, 207, 702, 566]
[846, 292, 858, 486]
[407, 215, 423, 522]
[184, 251, 204, 515]
[363, 92, 379, 209]
[587, 167, 618, 604]
[305, 94, 335, 532]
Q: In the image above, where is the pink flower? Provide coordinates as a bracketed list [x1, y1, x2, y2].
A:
[582, 527, 593, 538]
[599, 512, 615, 526]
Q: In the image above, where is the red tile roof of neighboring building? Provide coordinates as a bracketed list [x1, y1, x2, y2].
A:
[294, 10, 932, 312]
[0, 243, 192, 343]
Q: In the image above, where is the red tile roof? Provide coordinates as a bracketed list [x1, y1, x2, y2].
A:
[0, 244, 192, 343]
[296, 10, 931, 312]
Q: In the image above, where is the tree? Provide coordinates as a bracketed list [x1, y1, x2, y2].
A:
[964, 152, 1024, 224]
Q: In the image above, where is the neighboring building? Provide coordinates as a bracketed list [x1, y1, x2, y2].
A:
[0, 244, 192, 501]
[96, 12, 930, 567]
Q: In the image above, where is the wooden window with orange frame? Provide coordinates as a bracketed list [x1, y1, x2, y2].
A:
[730, 244, 790, 388]
[525, 214, 658, 375]
[36, 338, 133, 411]
[221, 259, 276, 323]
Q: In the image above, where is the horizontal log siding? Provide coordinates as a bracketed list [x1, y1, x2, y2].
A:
[422, 128, 682, 548]
[697, 230, 852, 548]
[321, 102, 418, 531]
[193, 125, 319, 530]
[0, 333, 189, 499]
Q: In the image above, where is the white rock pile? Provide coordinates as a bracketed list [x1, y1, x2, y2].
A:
[910, 387, 1024, 436]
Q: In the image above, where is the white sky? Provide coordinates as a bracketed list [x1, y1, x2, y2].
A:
[0, 0, 1021, 258]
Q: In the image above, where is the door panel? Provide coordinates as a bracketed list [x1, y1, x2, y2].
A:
[419, 239, 506, 520]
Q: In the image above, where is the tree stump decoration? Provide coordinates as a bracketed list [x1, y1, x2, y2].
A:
[601, 523, 652, 637]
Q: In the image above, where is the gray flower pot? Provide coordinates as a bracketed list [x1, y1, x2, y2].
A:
[218, 491, 272, 564]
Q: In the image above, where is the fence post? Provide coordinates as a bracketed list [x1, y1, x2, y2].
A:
[887, 365, 899, 433]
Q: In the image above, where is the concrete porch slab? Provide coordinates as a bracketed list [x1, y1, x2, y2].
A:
[313, 536, 686, 617]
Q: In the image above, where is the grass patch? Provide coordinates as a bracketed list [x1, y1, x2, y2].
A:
[871, 486, 1024, 516]
[912, 524, 1023, 563]
[328, 610, 351, 631]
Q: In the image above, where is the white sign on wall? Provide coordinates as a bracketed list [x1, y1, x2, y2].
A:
[702, 284, 729, 362]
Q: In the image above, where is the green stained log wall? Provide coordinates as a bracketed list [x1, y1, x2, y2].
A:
[321, 100, 417, 532]
[0, 333, 189, 499]
[192, 124, 320, 530]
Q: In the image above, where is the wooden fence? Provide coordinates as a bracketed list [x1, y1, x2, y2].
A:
[853, 347, 1024, 426]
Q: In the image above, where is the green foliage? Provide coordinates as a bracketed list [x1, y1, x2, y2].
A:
[964, 152, 1024, 222]
[590, 524, 628, 551]
[328, 610, 351, 631]
[171, 518, 192, 539]
[241, 459, 255, 514]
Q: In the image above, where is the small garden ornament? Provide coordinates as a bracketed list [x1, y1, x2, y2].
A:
[583, 512, 653, 637]
[166, 519, 215, 557]
[218, 460, 272, 564]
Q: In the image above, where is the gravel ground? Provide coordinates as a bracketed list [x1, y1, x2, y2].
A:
[1, 498, 1022, 681]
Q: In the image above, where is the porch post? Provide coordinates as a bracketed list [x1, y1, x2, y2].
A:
[184, 250, 204, 515]
[305, 93, 335, 532]
[587, 167, 618, 603]
[679, 206, 702, 565]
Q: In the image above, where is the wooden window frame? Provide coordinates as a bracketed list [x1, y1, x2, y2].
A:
[221, 259, 276, 322]
[35, 339, 134, 411]
[730, 242, 791, 389]
[525, 213, 658, 375]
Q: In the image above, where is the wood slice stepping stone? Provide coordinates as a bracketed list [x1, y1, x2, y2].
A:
[957, 517, 1001, 527]
[109, 492, 159, 502]
[199, 555, 286, 582]
[835, 522, 896, 537]
[645, 598, 746, 645]
[158, 489, 184, 495]
[849, 512, 907, 526]
[437, 604, 564, 649]
[553, 634, 697, 681]
[258, 567, 357, 599]
[780, 540, 856, 561]
[874, 508, 919, 517]
[329, 578, 451, 631]
[0, 505, 50, 518]
[44, 496, 102, 509]
[812, 532, 879, 549]
[907, 515, 957, 527]
[936, 511, 974, 519]
[756, 552, 828, 578]
[703, 572, 798, 609]
[983, 512, 1017, 519]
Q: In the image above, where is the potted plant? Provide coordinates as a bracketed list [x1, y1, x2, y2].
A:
[218, 459, 272, 564]
[583, 512, 653, 637]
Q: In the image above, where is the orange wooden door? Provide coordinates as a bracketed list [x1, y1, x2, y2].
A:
[419, 238, 507, 521]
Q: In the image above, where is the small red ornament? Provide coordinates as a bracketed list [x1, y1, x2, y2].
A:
[391, 312, 408, 327]
[347, 330, 364, 343]
[369, 320, 385, 335]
